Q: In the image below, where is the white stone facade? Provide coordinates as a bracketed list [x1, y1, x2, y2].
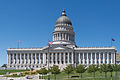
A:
[7, 47, 116, 70]
[7, 9, 117, 70]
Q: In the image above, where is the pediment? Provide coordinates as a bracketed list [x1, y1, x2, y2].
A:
[41, 45, 73, 51]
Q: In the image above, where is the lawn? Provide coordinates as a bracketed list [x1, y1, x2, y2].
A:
[0, 69, 120, 80]
[40, 71, 120, 80]
[0, 69, 29, 75]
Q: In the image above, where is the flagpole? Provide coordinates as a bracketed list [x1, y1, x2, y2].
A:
[18, 40, 20, 48]
[111, 40, 112, 47]
[18, 41, 19, 48]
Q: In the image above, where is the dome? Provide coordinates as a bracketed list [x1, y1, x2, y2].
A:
[56, 9, 72, 25]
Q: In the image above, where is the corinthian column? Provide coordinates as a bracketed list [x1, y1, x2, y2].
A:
[64, 53, 65, 64]
[87, 53, 89, 65]
[65, 33, 67, 40]
[79, 53, 81, 64]
[68, 53, 69, 64]
[99, 53, 101, 64]
[103, 53, 105, 64]
[95, 53, 97, 64]
[72, 52, 73, 64]
[91, 53, 93, 64]
[7, 53, 9, 65]
[83, 53, 85, 65]
[107, 53, 109, 64]
[59, 53, 61, 64]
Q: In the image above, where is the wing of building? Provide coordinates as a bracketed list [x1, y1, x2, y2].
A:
[7, 9, 117, 70]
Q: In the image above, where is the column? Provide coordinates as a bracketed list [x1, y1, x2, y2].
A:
[54, 34, 56, 41]
[114, 53, 115, 64]
[57, 33, 59, 40]
[103, 53, 105, 64]
[27, 53, 30, 64]
[16, 54, 18, 64]
[83, 53, 85, 64]
[59, 53, 61, 64]
[59, 33, 61, 40]
[35, 53, 36, 64]
[68, 34, 69, 40]
[12, 53, 14, 64]
[107, 53, 109, 64]
[64, 33, 65, 40]
[91, 53, 93, 64]
[9, 54, 11, 66]
[87, 53, 89, 65]
[56, 34, 57, 40]
[31, 54, 33, 64]
[55, 34, 57, 40]
[65, 33, 67, 40]
[43, 53, 46, 64]
[7, 53, 9, 65]
[66, 34, 68, 40]
[62, 33, 64, 40]
[68, 53, 69, 64]
[8, 54, 10, 65]
[79, 53, 81, 64]
[39, 53, 41, 64]
[20, 53, 21, 64]
[95, 53, 97, 64]
[56, 53, 57, 64]
[61, 33, 62, 40]
[111, 53, 113, 64]
[99, 53, 101, 64]
[64, 53, 65, 64]
[58, 33, 60, 40]
[52, 53, 54, 64]
[72, 52, 73, 64]
[24, 53, 25, 64]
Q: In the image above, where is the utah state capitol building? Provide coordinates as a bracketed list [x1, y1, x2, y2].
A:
[7, 9, 117, 70]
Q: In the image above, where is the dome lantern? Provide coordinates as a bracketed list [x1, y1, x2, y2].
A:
[61, 9, 66, 16]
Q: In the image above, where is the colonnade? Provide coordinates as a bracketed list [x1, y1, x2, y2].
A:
[7, 53, 44, 65]
[7, 51, 115, 68]
[53, 33, 74, 41]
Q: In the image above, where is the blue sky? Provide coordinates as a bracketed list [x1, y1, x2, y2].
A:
[0, 0, 120, 66]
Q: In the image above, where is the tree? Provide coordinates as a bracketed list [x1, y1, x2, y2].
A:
[112, 64, 119, 78]
[50, 65, 60, 80]
[107, 64, 113, 78]
[75, 65, 86, 78]
[87, 64, 98, 77]
[100, 64, 108, 78]
[1, 64, 7, 68]
[98, 65, 103, 76]
[37, 68, 48, 79]
[64, 64, 73, 78]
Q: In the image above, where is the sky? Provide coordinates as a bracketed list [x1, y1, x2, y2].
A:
[0, 0, 120, 66]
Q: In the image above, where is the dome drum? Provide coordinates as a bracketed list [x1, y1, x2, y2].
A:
[53, 9, 75, 46]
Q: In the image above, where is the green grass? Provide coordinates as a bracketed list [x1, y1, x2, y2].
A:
[1, 70, 120, 80]
[0, 69, 29, 75]
[40, 71, 120, 80]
